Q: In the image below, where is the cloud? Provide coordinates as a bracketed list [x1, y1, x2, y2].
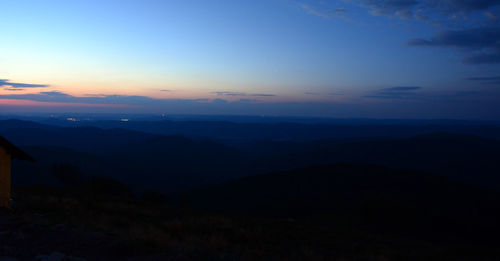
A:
[302, 0, 500, 27]
[360, 0, 418, 18]
[356, 0, 500, 19]
[0, 91, 162, 105]
[408, 27, 500, 49]
[212, 98, 229, 104]
[213, 91, 246, 96]
[304, 91, 345, 96]
[299, 3, 351, 21]
[365, 86, 423, 99]
[160, 89, 172, 92]
[0, 79, 50, 91]
[0, 91, 269, 108]
[466, 76, 500, 84]
[329, 91, 345, 96]
[484, 11, 498, 22]
[251, 93, 276, 97]
[381, 86, 422, 91]
[409, 27, 500, 64]
[440, 0, 500, 13]
[239, 98, 258, 102]
[213, 91, 276, 97]
[364, 86, 493, 102]
[463, 52, 500, 64]
[301, 1, 500, 65]
[466, 76, 500, 81]
[4, 88, 25, 91]
[40, 91, 72, 97]
[1, 90, 498, 120]
[301, 1, 499, 66]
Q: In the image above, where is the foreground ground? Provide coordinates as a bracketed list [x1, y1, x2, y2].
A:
[0, 185, 498, 261]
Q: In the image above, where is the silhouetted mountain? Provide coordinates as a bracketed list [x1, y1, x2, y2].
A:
[0, 119, 58, 132]
[247, 133, 500, 188]
[12, 146, 102, 187]
[0, 122, 154, 154]
[11, 138, 244, 192]
[3, 119, 500, 192]
[5, 118, 500, 142]
[104, 135, 244, 190]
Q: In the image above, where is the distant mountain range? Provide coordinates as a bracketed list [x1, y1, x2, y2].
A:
[3, 117, 500, 142]
[1, 119, 500, 192]
[2, 117, 500, 260]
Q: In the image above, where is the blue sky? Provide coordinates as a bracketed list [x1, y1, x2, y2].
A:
[1, 0, 499, 120]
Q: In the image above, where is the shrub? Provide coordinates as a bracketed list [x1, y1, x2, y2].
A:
[141, 190, 167, 204]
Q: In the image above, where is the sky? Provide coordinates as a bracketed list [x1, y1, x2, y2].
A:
[1, 0, 499, 120]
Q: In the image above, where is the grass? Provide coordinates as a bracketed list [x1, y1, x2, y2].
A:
[7, 185, 499, 261]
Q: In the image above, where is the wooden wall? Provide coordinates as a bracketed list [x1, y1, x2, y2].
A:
[0, 146, 11, 208]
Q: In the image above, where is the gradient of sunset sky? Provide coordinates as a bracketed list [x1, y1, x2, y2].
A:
[1, 0, 499, 119]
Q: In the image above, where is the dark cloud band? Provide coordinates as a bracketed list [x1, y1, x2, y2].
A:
[0, 79, 50, 90]
[213, 91, 276, 97]
[409, 27, 500, 64]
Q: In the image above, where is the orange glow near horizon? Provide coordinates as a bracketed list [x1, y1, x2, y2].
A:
[0, 99, 135, 108]
[0, 76, 346, 109]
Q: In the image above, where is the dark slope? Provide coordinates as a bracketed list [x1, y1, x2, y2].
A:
[1, 125, 154, 154]
[5, 118, 500, 142]
[3, 119, 500, 192]
[12, 146, 103, 187]
[12, 139, 244, 192]
[246, 133, 500, 188]
[0, 119, 58, 132]
[1, 120, 245, 191]
[185, 163, 500, 241]
[104, 135, 245, 190]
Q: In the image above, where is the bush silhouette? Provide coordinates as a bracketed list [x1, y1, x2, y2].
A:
[141, 189, 166, 204]
[52, 163, 86, 187]
[87, 177, 135, 199]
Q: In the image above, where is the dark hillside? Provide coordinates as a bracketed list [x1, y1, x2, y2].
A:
[185, 163, 500, 242]
[246, 133, 500, 188]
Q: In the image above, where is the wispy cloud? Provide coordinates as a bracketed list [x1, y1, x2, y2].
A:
[303, 0, 500, 22]
[213, 91, 276, 97]
[3, 88, 25, 91]
[409, 27, 500, 64]
[357, 0, 500, 21]
[466, 76, 500, 85]
[299, 3, 349, 19]
[0, 91, 271, 106]
[381, 86, 422, 91]
[304, 91, 345, 96]
[239, 98, 259, 102]
[0, 91, 159, 104]
[301, 1, 500, 65]
[361, 0, 418, 18]
[365, 86, 423, 99]
[0, 79, 50, 91]
[0, 90, 498, 120]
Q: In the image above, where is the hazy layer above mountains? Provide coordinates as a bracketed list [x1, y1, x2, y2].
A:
[2, 115, 500, 143]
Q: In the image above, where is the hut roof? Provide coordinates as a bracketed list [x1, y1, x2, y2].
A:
[0, 136, 35, 162]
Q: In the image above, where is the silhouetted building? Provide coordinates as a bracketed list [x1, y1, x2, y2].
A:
[0, 136, 34, 208]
